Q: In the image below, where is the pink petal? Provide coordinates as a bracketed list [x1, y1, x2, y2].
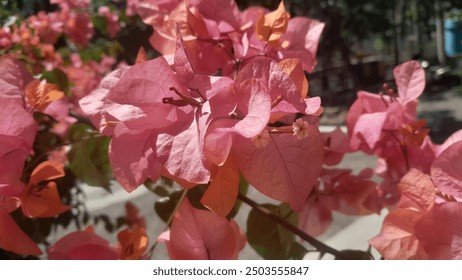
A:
[278, 17, 325, 73]
[234, 125, 324, 211]
[79, 66, 130, 130]
[1, 99, 37, 154]
[164, 199, 241, 259]
[350, 111, 387, 151]
[109, 125, 161, 192]
[0, 210, 42, 255]
[232, 79, 271, 138]
[0, 55, 34, 102]
[157, 119, 210, 185]
[188, 0, 241, 33]
[436, 129, 462, 156]
[0, 149, 27, 197]
[174, 28, 211, 90]
[48, 228, 118, 260]
[346, 91, 387, 138]
[415, 202, 462, 259]
[203, 119, 235, 166]
[322, 127, 350, 166]
[106, 57, 192, 130]
[369, 208, 427, 259]
[298, 199, 332, 237]
[393, 60, 425, 101]
[431, 141, 462, 200]
[397, 168, 435, 211]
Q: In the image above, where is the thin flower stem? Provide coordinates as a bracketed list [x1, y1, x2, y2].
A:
[147, 189, 188, 259]
[69, 110, 98, 130]
[237, 193, 342, 258]
[387, 130, 410, 171]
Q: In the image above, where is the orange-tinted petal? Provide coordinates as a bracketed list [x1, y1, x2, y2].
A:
[25, 79, 64, 111]
[255, 1, 289, 47]
[135, 47, 147, 64]
[277, 58, 308, 97]
[117, 227, 149, 260]
[19, 181, 70, 218]
[401, 119, 430, 146]
[29, 160, 65, 186]
[200, 159, 239, 217]
[18, 160, 69, 218]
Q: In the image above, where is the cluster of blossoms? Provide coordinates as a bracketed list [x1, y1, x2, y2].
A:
[77, 0, 327, 258]
[0, 0, 119, 70]
[0, 55, 147, 259]
[0, 0, 123, 137]
[1, 0, 462, 260]
[343, 60, 462, 259]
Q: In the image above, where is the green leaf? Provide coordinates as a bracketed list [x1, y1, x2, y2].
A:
[154, 185, 208, 223]
[247, 203, 299, 259]
[67, 124, 112, 188]
[154, 190, 184, 223]
[288, 242, 308, 260]
[187, 184, 208, 211]
[91, 15, 108, 35]
[152, 185, 170, 197]
[40, 68, 70, 96]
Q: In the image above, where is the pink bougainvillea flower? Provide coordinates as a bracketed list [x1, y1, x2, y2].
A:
[347, 60, 425, 153]
[298, 195, 333, 237]
[0, 56, 38, 195]
[234, 125, 324, 211]
[414, 202, 462, 260]
[346, 60, 437, 207]
[125, 201, 146, 229]
[62, 10, 94, 48]
[234, 57, 322, 123]
[48, 226, 119, 260]
[322, 127, 351, 166]
[430, 140, 462, 200]
[237, 2, 324, 73]
[158, 199, 246, 259]
[0, 209, 42, 256]
[0, 27, 12, 49]
[275, 17, 325, 73]
[298, 168, 380, 237]
[27, 11, 63, 45]
[397, 168, 436, 211]
[1, 100, 37, 160]
[0, 56, 43, 255]
[371, 147, 462, 260]
[50, 0, 91, 11]
[16, 160, 70, 218]
[98, 6, 121, 38]
[400, 119, 430, 146]
[79, 65, 131, 134]
[0, 55, 34, 101]
[81, 56, 211, 191]
[134, 0, 240, 75]
[201, 77, 271, 166]
[369, 208, 427, 260]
